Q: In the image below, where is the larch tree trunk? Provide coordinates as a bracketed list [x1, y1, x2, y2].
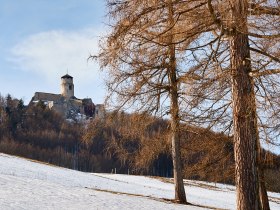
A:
[259, 164, 270, 210]
[258, 142, 270, 210]
[168, 0, 187, 204]
[170, 70, 187, 204]
[230, 32, 261, 210]
[229, 0, 261, 209]
[169, 51, 187, 204]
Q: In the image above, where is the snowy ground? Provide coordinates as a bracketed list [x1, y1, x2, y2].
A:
[0, 153, 279, 210]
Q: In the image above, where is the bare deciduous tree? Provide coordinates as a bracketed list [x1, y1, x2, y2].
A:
[187, 0, 280, 209]
[95, 0, 208, 204]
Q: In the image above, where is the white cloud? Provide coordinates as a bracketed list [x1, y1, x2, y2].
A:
[10, 28, 103, 85]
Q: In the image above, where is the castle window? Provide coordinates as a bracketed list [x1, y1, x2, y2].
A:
[69, 85, 72, 90]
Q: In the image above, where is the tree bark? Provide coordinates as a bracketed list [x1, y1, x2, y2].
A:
[259, 164, 270, 210]
[258, 144, 270, 210]
[168, 0, 187, 204]
[229, 1, 261, 209]
[230, 32, 261, 210]
[170, 87, 187, 204]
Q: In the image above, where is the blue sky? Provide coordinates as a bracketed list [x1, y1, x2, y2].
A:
[0, 0, 106, 104]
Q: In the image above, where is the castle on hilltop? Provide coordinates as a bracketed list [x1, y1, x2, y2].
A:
[30, 74, 104, 120]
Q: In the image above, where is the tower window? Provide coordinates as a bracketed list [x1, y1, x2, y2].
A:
[69, 85, 72, 90]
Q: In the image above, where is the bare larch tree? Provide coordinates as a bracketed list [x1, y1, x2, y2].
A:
[185, 0, 280, 209]
[96, 0, 205, 204]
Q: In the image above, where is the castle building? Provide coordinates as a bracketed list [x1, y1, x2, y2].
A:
[30, 74, 104, 120]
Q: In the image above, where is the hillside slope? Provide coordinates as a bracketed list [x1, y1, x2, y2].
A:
[0, 153, 279, 210]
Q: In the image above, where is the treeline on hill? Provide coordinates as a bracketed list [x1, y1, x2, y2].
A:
[0, 94, 120, 172]
[0, 94, 280, 192]
[84, 111, 280, 192]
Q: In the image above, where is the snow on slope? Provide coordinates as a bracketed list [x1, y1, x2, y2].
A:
[0, 153, 279, 210]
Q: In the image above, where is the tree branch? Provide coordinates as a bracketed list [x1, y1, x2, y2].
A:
[249, 69, 280, 77]
[250, 4, 280, 16]
[248, 32, 280, 39]
[207, 0, 222, 28]
[250, 47, 280, 63]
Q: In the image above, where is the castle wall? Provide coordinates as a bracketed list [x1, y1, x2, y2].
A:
[49, 101, 68, 117]
[69, 99, 84, 114]
[95, 104, 105, 118]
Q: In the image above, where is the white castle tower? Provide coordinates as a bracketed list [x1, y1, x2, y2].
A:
[61, 74, 74, 99]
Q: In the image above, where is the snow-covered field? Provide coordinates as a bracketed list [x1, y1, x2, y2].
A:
[0, 153, 279, 210]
